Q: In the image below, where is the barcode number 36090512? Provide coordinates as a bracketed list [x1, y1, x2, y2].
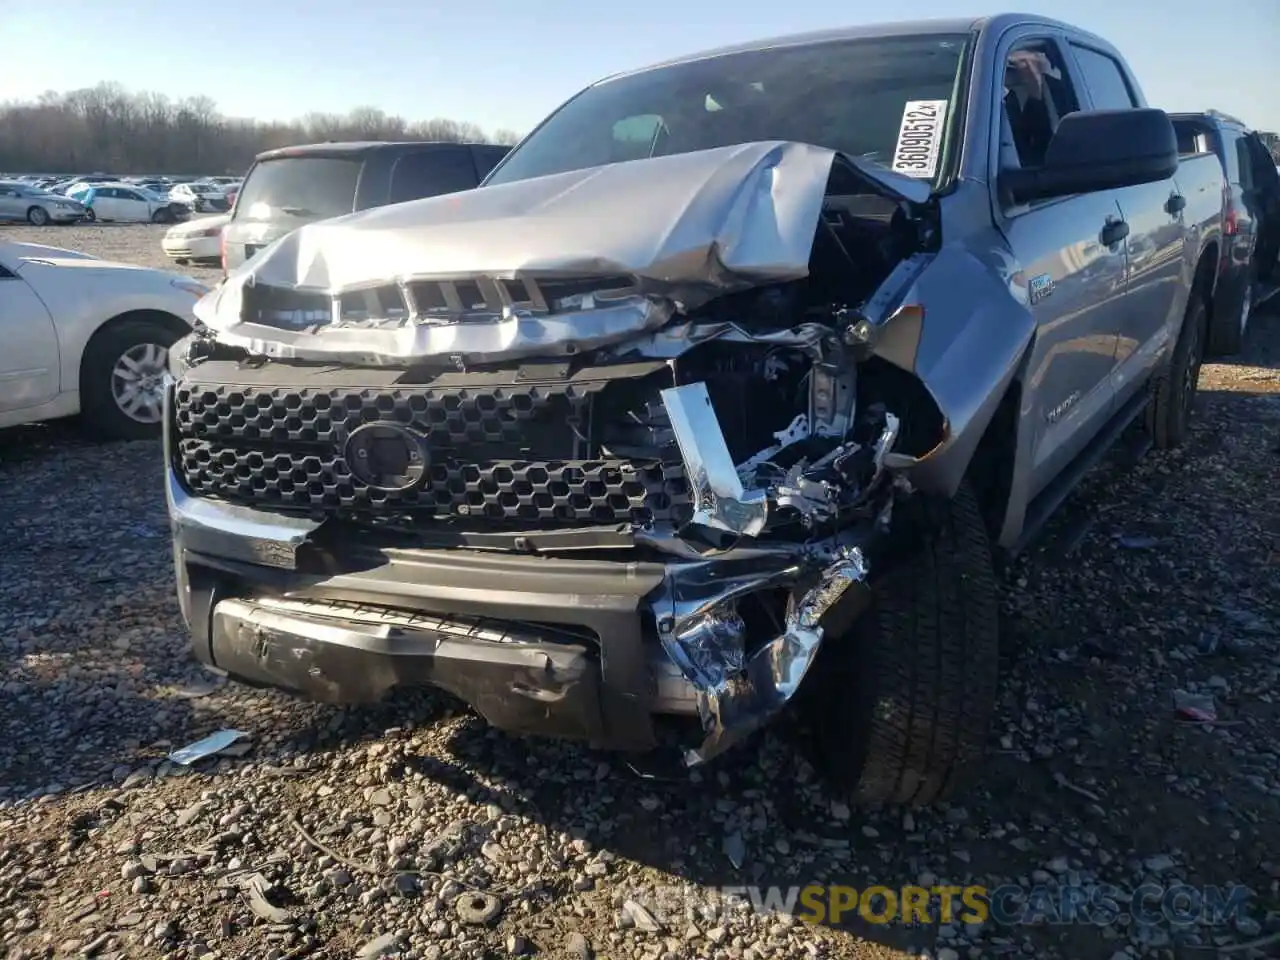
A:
[890, 100, 949, 179]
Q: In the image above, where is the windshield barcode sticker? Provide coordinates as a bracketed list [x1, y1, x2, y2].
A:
[892, 100, 949, 179]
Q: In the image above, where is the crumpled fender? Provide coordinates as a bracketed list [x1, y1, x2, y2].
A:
[870, 241, 1036, 499]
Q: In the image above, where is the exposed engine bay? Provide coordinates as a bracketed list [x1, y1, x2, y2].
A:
[171, 141, 954, 765]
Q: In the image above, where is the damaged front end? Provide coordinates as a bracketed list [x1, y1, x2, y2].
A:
[172, 141, 952, 764]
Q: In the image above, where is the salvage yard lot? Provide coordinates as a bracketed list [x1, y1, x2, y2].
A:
[1, 223, 1277, 960]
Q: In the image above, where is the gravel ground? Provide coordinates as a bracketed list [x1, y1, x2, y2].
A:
[1, 222, 1278, 960]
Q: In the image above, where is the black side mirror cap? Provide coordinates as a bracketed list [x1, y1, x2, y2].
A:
[1001, 108, 1179, 204]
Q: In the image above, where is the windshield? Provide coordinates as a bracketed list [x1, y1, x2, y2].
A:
[233, 156, 361, 221]
[487, 33, 970, 188]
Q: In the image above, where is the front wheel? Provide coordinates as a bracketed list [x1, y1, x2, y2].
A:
[151, 207, 172, 224]
[804, 484, 1000, 807]
[80, 319, 181, 440]
[83, 208, 96, 223]
[26, 206, 50, 226]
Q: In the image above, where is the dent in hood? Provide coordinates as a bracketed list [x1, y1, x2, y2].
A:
[194, 141, 922, 364]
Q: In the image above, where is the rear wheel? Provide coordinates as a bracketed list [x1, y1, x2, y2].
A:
[26, 206, 49, 226]
[1210, 272, 1252, 356]
[805, 484, 1000, 807]
[81, 319, 182, 440]
[1145, 292, 1207, 449]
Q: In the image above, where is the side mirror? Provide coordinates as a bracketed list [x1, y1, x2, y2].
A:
[1001, 108, 1178, 204]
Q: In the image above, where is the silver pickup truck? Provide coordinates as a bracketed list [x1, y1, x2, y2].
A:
[165, 14, 1224, 805]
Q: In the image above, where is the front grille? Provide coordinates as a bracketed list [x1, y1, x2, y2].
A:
[172, 375, 692, 527]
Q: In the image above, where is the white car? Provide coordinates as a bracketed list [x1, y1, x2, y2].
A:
[66, 181, 185, 224]
[162, 214, 229, 265]
[170, 182, 229, 213]
[0, 240, 208, 439]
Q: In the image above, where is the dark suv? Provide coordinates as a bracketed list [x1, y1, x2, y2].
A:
[221, 141, 510, 273]
[1170, 111, 1280, 354]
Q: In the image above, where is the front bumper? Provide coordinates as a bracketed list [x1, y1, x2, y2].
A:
[169, 462, 678, 750]
[163, 237, 219, 260]
[210, 596, 610, 742]
[163, 369, 873, 761]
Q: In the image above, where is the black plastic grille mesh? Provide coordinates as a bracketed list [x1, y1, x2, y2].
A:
[174, 382, 606, 448]
[173, 380, 692, 525]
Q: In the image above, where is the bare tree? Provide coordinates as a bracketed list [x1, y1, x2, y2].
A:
[0, 83, 525, 174]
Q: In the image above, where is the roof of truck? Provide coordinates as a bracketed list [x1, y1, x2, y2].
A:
[603, 13, 1110, 81]
[1169, 111, 1250, 131]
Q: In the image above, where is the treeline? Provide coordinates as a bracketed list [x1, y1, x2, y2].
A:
[0, 83, 524, 176]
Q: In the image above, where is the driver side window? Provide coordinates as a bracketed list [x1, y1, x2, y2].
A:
[1001, 39, 1079, 170]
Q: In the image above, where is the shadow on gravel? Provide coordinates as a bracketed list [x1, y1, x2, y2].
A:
[0, 672, 208, 795]
[0, 418, 103, 464]
[1207, 300, 1280, 367]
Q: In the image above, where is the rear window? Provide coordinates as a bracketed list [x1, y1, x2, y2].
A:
[233, 156, 362, 221]
[1220, 130, 1245, 186]
[473, 146, 511, 181]
[387, 149, 477, 204]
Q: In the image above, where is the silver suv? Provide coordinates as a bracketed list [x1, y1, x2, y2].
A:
[221, 141, 510, 272]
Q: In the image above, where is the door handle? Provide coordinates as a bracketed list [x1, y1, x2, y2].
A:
[1101, 219, 1130, 246]
[1166, 194, 1186, 215]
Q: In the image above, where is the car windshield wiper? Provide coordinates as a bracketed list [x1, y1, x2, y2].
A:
[278, 206, 317, 217]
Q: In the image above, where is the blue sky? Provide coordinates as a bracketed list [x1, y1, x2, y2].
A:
[2, 0, 1276, 134]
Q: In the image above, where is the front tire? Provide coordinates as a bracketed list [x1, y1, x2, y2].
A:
[27, 206, 50, 226]
[152, 207, 172, 224]
[83, 208, 96, 222]
[1145, 292, 1207, 449]
[806, 484, 1000, 807]
[80, 319, 181, 440]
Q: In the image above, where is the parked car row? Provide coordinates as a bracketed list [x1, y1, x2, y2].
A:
[0, 172, 242, 222]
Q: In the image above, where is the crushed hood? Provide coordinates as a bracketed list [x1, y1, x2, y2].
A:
[194, 141, 920, 364]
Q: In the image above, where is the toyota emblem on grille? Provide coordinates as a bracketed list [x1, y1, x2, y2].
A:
[343, 422, 430, 492]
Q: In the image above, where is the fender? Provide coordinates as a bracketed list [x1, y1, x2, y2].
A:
[869, 240, 1036, 501]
